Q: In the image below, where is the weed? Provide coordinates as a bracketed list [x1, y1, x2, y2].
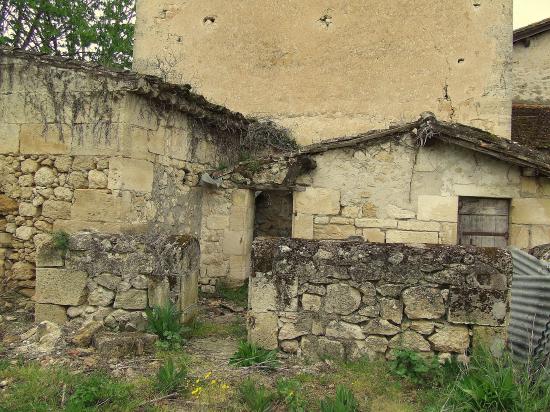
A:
[216, 162, 228, 171]
[65, 373, 133, 411]
[155, 358, 188, 395]
[390, 349, 440, 385]
[229, 341, 279, 369]
[216, 282, 248, 307]
[276, 378, 307, 412]
[145, 303, 184, 350]
[238, 379, 274, 412]
[51, 230, 70, 254]
[319, 385, 359, 412]
[183, 318, 246, 339]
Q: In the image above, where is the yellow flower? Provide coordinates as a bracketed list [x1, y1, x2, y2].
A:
[195, 379, 200, 384]
[204, 372, 212, 379]
[221, 384, 230, 390]
[210, 379, 217, 385]
[192, 387, 203, 396]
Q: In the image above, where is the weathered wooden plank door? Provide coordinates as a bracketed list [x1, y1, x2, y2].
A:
[458, 197, 509, 248]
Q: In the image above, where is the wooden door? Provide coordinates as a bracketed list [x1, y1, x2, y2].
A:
[458, 197, 509, 248]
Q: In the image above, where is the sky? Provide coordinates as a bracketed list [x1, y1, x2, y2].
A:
[514, 0, 550, 29]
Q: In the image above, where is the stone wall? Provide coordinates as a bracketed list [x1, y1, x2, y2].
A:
[34, 232, 199, 326]
[249, 238, 510, 360]
[134, 0, 512, 143]
[514, 31, 550, 104]
[292, 133, 550, 249]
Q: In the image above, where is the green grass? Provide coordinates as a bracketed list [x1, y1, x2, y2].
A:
[145, 303, 184, 350]
[229, 341, 279, 369]
[51, 230, 70, 254]
[154, 358, 188, 395]
[215, 282, 248, 308]
[184, 318, 246, 340]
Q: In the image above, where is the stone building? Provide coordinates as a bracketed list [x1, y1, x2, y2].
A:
[513, 18, 550, 150]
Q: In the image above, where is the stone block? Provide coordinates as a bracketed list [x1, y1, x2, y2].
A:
[52, 220, 131, 234]
[428, 325, 470, 353]
[326, 320, 365, 340]
[232, 189, 254, 208]
[294, 188, 340, 215]
[206, 215, 229, 230]
[417, 195, 458, 222]
[363, 228, 385, 243]
[11, 261, 35, 280]
[509, 224, 529, 249]
[292, 213, 313, 239]
[397, 220, 440, 231]
[389, 331, 431, 352]
[35, 268, 88, 306]
[0, 195, 18, 214]
[402, 286, 445, 320]
[71, 190, 130, 223]
[42, 200, 71, 220]
[248, 311, 278, 350]
[530, 226, 550, 248]
[279, 320, 311, 340]
[0, 232, 12, 247]
[362, 319, 400, 336]
[94, 332, 157, 358]
[249, 273, 277, 313]
[325, 283, 361, 315]
[448, 288, 507, 326]
[147, 278, 170, 307]
[35, 303, 67, 325]
[88, 170, 108, 189]
[349, 336, 388, 360]
[108, 157, 154, 192]
[88, 286, 116, 307]
[114, 289, 148, 310]
[36, 241, 64, 267]
[301, 336, 345, 360]
[380, 298, 403, 324]
[180, 269, 199, 324]
[314, 224, 356, 240]
[472, 326, 506, 356]
[355, 218, 397, 228]
[302, 294, 322, 311]
[439, 222, 458, 245]
[511, 198, 550, 225]
[387, 205, 416, 219]
[386, 230, 438, 244]
[520, 177, 538, 197]
[0, 124, 20, 153]
[223, 230, 249, 256]
[20, 124, 71, 154]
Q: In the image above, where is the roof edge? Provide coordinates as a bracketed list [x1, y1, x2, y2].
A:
[514, 18, 550, 43]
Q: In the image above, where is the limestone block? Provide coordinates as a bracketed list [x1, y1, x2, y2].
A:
[380, 298, 403, 324]
[397, 220, 440, 231]
[21, 159, 39, 173]
[280, 340, 300, 354]
[54, 156, 73, 172]
[248, 311, 278, 350]
[279, 321, 311, 340]
[448, 288, 507, 326]
[341, 206, 360, 218]
[417, 195, 458, 222]
[147, 278, 169, 307]
[530, 226, 550, 248]
[386, 230, 438, 244]
[0, 124, 20, 153]
[0, 232, 12, 247]
[325, 283, 361, 315]
[250, 273, 278, 313]
[36, 241, 64, 268]
[19, 124, 71, 154]
[206, 215, 229, 230]
[108, 157, 154, 192]
[53, 187, 73, 201]
[301, 336, 345, 360]
[180, 269, 200, 324]
[229, 254, 251, 282]
[439, 222, 458, 245]
[472, 326, 506, 356]
[520, 177, 538, 197]
[292, 213, 313, 239]
[232, 189, 254, 208]
[113, 289, 148, 310]
[88, 286, 115, 307]
[52, 220, 131, 234]
[330, 217, 354, 225]
[349, 336, 389, 360]
[355, 218, 397, 228]
[35, 303, 67, 325]
[11, 261, 35, 280]
[387, 205, 416, 219]
[229, 205, 253, 231]
[511, 198, 550, 225]
[410, 321, 435, 335]
[0, 195, 18, 214]
[34, 167, 56, 186]
[71, 190, 130, 223]
[326, 320, 365, 340]
[35, 268, 88, 306]
[402, 287, 445, 319]
[294, 188, 340, 215]
[314, 223, 357, 240]
[88, 170, 108, 189]
[302, 294, 322, 311]
[362, 319, 400, 336]
[42, 200, 71, 220]
[363, 228, 385, 243]
[377, 284, 405, 298]
[509, 224, 529, 249]
[222, 230, 248, 256]
[67, 171, 88, 188]
[428, 325, 470, 353]
[389, 331, 431, 352]
[15, 225, 34, 240]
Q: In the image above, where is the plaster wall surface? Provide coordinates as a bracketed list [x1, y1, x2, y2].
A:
[513, 31, 550, 104]
[133, 0, 512, 144]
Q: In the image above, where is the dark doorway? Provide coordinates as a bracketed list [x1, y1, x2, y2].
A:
[254, 191, 293, 238]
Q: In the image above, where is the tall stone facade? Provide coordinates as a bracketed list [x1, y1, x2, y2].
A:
[134, 0, 512, 144]
[514, 29, 550, 105]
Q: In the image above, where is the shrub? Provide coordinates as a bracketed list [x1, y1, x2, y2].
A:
[276, 378, 307, 412]
[319, 385, 359, 412]
[145, 303, 184, 350]
[390, 349, 440, 385]
[65, 373, 132, 411]
[444, 348, 550, 412]
[155, 358, 188, 395]
[51, 230, 70, 254]
[229, 341, 279, 369]
[238, 379, 274, 412]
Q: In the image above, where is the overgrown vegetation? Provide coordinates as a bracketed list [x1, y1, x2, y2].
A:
[229, 341, 279, 369]
[145, 303, 184, 350]
[216, 282, 248, 308]
[238, 379, 275, 412]
[183, 318, 246, 340]
[154, 358, 188, 395]
[319, 385, 359, 412]
[51, 230, 70, 254]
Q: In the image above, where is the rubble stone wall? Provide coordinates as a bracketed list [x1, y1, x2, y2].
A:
[249, 238, 510, 360]
[292, 133, 550, 250]
[34, 232, 199, 327]
[514, 31, 550, 105]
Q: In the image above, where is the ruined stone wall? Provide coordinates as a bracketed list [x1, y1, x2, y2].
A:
[0, 52, 241, 296]
[134, 0, 512, 144]
[249, 238, 510, 360]
[34, 232, 199, 327]
[513, 31, 550, 104]
[292, 133, 550, 249]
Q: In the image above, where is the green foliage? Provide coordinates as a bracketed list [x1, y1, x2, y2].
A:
[216, 282, 248, 307]
[145, 303, 184, 350]
[238, 379, 274, 412]
[441, 348, 550, 412]
[276, 378, 307, 412]
[183, 318, 246, 339]
[229, 341, 279, 369]
[154, 358, 188, 395]
[319, 385, 359, 412]
[0, 0, 135, 68]
[390, 349, 441, 385]
[65, 373, 132, 411]
[51, 230, 70, 254]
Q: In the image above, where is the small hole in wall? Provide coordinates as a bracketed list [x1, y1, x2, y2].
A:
[458, 58, 465, 64]
[473, 2, 481, 7]
[203, 16, 216, 25]
[319, 15, 332, 27]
